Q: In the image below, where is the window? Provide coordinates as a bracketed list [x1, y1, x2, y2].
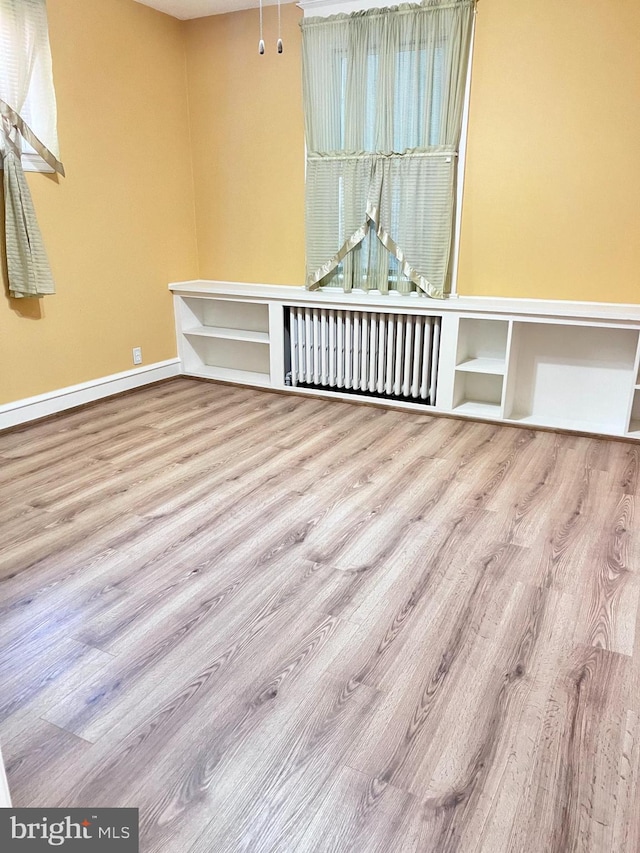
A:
[0, 0, 62, 174]
[0, 0, 63, 298]
[301, 0, 475, 299]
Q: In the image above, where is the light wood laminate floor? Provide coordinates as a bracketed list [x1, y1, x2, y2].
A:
[1, 378, 639, 852]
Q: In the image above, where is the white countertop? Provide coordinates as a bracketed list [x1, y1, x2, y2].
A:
[169, 280, 640, 325]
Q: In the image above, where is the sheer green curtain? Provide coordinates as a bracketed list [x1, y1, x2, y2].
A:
[0, 0, 63, 299]
[301, 0, 475, 298]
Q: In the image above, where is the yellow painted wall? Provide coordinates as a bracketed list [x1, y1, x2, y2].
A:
[457, 0, 640, 301]
[0, 0, 198, 406]
[185, 5, 305, 286]
[3, 0, 639, 407]
[184, 0, 640, 303]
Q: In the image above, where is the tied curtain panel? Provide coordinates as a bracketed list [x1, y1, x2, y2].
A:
[0, 0, 63, 299]
[301, 0, 475, 298]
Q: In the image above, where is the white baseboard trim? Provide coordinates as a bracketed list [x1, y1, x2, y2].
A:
[0, 359, 181, 431]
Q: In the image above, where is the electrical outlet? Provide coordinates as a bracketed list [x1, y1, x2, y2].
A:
[132, 347, 143, 365]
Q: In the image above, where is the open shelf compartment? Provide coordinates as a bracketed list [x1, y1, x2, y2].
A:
[181, 323, 271, 387]
[505, 323, 639, 435]
[455, 318, 509, 375]
[452, 371, 504, 418]
[180, 297, 270, 338]
[450, 318, 510, 415]
[184, 326, 269, 344]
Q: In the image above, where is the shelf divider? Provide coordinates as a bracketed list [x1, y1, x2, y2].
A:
[455, 356, 505, 375]
[184, 325, 269, 344]
[190, 365, 271, 387]
[452, 400, 502, 418]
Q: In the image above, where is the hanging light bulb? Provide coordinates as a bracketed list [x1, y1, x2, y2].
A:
[277, 0, 283, 53]
[258, 0, 265, 54]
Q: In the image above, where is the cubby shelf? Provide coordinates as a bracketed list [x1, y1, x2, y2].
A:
[452, 319, 509, 413]
[455, 356, 505, 375]
[188, 365, 272, 387]
[504, 323, 638, 436]
[176, 296, 272, 387]
[184, 325, 270, 345]
[453, 372, 503, 414]
[452, 400, 502, 418]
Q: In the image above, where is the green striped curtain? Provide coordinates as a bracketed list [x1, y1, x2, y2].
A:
[301, 0, 475, 298]
[1, 0, 64, 299]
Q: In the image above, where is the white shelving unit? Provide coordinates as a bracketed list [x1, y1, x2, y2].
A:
[452, 318, 510, 419]
[171, 281, 640, 442]
[176, 296, 272, 388]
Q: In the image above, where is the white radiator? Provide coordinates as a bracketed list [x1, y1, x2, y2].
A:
[287, 307, 441, 405]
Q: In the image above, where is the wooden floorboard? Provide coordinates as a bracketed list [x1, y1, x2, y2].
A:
[1, 377, 640, 852]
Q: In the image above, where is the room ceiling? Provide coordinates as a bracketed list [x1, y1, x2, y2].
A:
[133, 0, 280, 18]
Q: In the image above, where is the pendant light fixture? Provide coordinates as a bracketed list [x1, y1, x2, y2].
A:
[258, 0, 283, 55]
[258, 0, 265, 54]
[277, 0, 283, 53]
